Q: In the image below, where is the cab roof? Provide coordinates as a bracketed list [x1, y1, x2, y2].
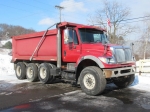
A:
[58, 22, 106, 31]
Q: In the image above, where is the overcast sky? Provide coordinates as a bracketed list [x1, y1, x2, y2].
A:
[1, 0, 150, 38]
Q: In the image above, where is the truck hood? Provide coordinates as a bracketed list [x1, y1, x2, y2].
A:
[81, 43, 131, 57]
[82, 43, 130, 49]
[81, 43, 114, 57]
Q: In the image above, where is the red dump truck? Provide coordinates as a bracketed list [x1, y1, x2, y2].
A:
[12, 22, 136, 95]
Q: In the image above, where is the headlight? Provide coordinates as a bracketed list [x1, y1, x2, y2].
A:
[99, 57, 108, 63]
[99, 57, 116, 64]
[108, 57, 116, 63]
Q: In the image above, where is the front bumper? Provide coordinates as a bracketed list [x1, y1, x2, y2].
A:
[103, 66, 136, 78]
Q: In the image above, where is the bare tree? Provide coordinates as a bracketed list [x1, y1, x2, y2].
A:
[0, 24, 35, 40]
[140, 18, 150, 59]
[131, 16, 150, 60]
[88, 0, 134, 44]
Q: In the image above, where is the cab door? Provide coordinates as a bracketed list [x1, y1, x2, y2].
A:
[62, 28, 81, 62]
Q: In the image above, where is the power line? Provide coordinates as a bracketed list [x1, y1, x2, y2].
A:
[6, 12, 43, 21]
[0, 3, 35, 13]
[13, 0, 49, 11]
[0, 3, 45, 21]
[120, 15, 150, 22]
[94, 15, 150, 25]
[0, 2, 56, 21]
[34, 0, 54, 7]
[122, 18, 150, 24]
[9, 0, 59, 17]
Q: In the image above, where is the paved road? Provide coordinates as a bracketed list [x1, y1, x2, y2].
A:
[0, 80, 150, 112]
[0, 80, 79, 111]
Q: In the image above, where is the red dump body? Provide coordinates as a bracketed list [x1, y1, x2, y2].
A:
[12, 29, 58, 62]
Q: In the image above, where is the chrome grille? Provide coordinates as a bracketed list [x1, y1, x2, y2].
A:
[124, 49, 132, 61]
[112, 47, 133, 63]
[115, 49, 126, 62]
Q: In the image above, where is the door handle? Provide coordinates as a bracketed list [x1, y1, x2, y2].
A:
[73, 46, 76, 49]
[64, 51, 66, 56]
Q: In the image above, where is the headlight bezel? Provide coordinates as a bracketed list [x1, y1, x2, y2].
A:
[99, 57, 116, 64]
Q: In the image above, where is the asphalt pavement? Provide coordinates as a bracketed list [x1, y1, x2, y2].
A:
[0, 79, 150, 112]
[0, 80, 79, 111]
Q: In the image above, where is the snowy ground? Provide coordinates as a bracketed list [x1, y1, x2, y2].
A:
[0, 39, 12, 45]
[0, 49, 28, 84]
[0, 48, 150, 92]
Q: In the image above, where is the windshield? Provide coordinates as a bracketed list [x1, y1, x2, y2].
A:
[79, 29, 109, 44]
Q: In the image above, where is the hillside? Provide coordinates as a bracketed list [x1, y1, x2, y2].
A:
[0, 24, 36, 40]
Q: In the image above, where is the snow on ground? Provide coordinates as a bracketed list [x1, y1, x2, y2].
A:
[0, 48, 11, 55]
[0, 49, 28, 83]
[0, 54, 14, 75]
[130, 74, 150, 92]
[0, 48, 150, 92]
[0, 39, 12, 45]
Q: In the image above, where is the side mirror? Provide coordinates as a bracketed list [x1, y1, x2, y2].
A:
[105, 34, 109, 41]
[64, 29, 69, 44]
[64, 28, 73, 44]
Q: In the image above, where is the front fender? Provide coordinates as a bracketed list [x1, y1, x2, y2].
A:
[76, 55, 104, 68]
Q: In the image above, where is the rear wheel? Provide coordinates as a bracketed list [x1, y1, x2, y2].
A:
[15, 62, 26, 80]
[113, 74, 135, 88]
[48, 64, 56, 83]
[26, 63, 38, 82]
[38, 63, 56, 84]
[80, 66, 106, 96]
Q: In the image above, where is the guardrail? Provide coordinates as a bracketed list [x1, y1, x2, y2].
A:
[136, 59, 150, 75]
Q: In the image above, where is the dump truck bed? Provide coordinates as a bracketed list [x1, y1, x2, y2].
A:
[12, 29, 58, 62]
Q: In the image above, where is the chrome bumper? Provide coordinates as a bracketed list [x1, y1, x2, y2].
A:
[103, 66, 136, 78]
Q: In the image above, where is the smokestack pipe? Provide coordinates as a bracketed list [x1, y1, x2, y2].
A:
[57, 28, 61, 68]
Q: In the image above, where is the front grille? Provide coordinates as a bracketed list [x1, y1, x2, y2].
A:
[120, 69, 131, 74]
[112, 47, 133, 63]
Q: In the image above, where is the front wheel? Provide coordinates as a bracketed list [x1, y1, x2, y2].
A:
[80, 66, 106, 96]
[113, 74, 135, 88]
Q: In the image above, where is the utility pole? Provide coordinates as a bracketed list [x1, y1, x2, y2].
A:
[144, 28, 149, 60]
[144, 38, 147, 60]
[55, 5, 64, 22]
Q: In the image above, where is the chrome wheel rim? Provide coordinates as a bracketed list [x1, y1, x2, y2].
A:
[40, 67, 47, 79]
[16, 66, 21, 77]
[27, 67, 33, 78]
[83, 73, 96, 90]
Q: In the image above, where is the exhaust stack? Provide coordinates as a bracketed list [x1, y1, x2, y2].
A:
[57, 28, 61, 68]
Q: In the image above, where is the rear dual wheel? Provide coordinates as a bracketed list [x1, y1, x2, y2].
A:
[48, 64, 56, 82]
[15, 62, 56, 83]
[38, 63, 56, 84]
[26, 63, 38, 82]
[15, 62, 38, 82]
[15, 62, 26, 80]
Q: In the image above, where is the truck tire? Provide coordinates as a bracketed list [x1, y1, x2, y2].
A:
[38, 63, 52, 84]
[80, 66, 106, 96]
[26, 63, 38, 82]
[48, 64, 56, 83]
[15, 62, 26, 80]
[113, 74, 135, 88]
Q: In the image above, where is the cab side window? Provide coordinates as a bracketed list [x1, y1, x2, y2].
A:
[64, 29, 79, 45]
[72, 30, 78, 45]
